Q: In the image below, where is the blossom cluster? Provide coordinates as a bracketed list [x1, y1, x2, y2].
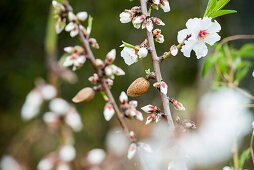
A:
[150, 0, 171, 12]
[63, 46, 86, 71]
[141, 105, 162, 125]
[119, 92, 143, 121]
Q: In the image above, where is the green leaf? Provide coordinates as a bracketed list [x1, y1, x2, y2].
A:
[238, 148, 250, 168]
[210, 10, 237, 18]
[145, 69, 151, 75]
[202, 54, 219, 77]
[215, 0, 231, 11]
[235, 62, 251, 82]
[121, 41, 138, 49]
[204, 0, 217, 17]
[236, 43, 254, 58]
[87, 16, 93, 35]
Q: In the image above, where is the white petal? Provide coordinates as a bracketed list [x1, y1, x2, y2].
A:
[180, 40, 195, 57]
[119, 91, 128, 106]
[127, 143, 137, 159]
[141, 105, 154, 113]
[145, 116, 153, 125]
[77, 11, 88, 21]
[160, 81, 168, 95]
[160, 0, 170, 12]
[103, 103, 115, 121]
[135, 111, 144, 121]
[186, 18, 202, 30]
[205, 33, 221, 46]
[41, 85, 57, 100]
[138, 47, 148, 58]
[106, 49, 116, 64]
[65, 111, 83, 132]
[120, 47, 138, 66]
[177, 29, 189, 43]
[63, 57, 73, 67]
[87, 149, 106, 165]
[49, 98, 70, 115]
[65, 22, 75, 32]
[59, 145, 76, 162]
[120, 12, 132, 23]
[193, 42, 208, 59]
[70, 29, 79, 37]
[139, 143, 152, 152]
[207, 19, 221, 33]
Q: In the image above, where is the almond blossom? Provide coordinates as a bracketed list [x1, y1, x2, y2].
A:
[177, 17, 221, 59]
[59, 145, 76, 162]
[120, 47, 138, 66]
[63, 46, 86, 71]
[119, 92, 143, 121]
[170, 45, 178, 56]
[138, 47, 148, 58]
[141, 105, 162, 125]
[105, 49, 116, 64]
[120, 11, 134, 23]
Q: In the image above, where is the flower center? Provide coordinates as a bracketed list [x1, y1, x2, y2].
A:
[198, 30, 208, 39]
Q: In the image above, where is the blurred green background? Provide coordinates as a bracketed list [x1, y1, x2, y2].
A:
[0, 0, 253, 169]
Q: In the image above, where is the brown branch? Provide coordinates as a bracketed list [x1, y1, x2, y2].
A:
[64, 1, 133, 141]
[140, 0, 174, 130]
[214, 34, 254, 55]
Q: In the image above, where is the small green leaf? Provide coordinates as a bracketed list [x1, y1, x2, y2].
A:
[210, 10, 237, 18]
[87, 16, 93, 35]
[145, 69, 151, 75]
[121, 41, 138, 49]
[235, 64, 251, 82]
[236, 43, 254, 58]
[215, 0, 231, 11]
[238, 148, 250, 168]
[202, 54, 219, 77]
[100, 91, 108, 101]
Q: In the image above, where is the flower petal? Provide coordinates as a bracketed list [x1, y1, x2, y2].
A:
[193, 42, 208, 59]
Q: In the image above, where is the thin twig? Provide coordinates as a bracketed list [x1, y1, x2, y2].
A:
[64, 1, 133, 141]
[250, 133, 254, 166]
[140, 0, 174, 130]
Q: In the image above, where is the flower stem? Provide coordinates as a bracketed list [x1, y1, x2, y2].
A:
[140, 0, 174, 130]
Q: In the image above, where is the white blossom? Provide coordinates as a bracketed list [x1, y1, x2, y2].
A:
[223, 166, 233, 170]
[120, 47, 138, 66]
[177, 17, 221, 59]
[49, 98, 70, 115]
[77, 11, 88, 21]
[37, 158, 54, 170]
[65, 110, 83, 132]
[106, 128, 129, 156]
[41, 85, 57, 100]
[0, 155, 21, 170]
[160, 81, 168, 95]
[152, 0, 160, 5]
[59, 145, 76, 162]
[119, 91, 128, 106]
[68, 12, 77, 21]
[21, 90, 43, 121]
[252, 70, 254, 77]
[120, 12, 133, 23]
[103, 103, 115, 121]
[63, 54, 86, 71]
[87, 149, 106, 165]
[56, 163, 70, 170]
[127, 143, 137, 159]
[145, 18, 154, 32]
[110, 65, 125, 76]
[138, 47, 148, 58]
[43, 112, 59, 125]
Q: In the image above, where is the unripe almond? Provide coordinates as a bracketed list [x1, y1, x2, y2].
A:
[72, 87, 95, 103]
[127, 77, 150, 97]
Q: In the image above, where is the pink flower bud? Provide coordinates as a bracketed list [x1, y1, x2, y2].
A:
[170, 45, 178, 56]
[103, 103, 115, 121]
[141, 105, 159, 114]
[152, 17, 165, 26]
[105, 49, 116, 64]
[119, 91, 128, 106]
[95, 59, 105, 68]
[145, 18, 154, 32]
[160, 81, 168, 95]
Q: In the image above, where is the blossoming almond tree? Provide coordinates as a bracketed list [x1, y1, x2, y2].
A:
[8, 0, 254, 169]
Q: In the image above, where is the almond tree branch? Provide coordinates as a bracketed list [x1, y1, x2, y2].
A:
[64, 1, 133, 141]
[140, 0, 174, 130]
